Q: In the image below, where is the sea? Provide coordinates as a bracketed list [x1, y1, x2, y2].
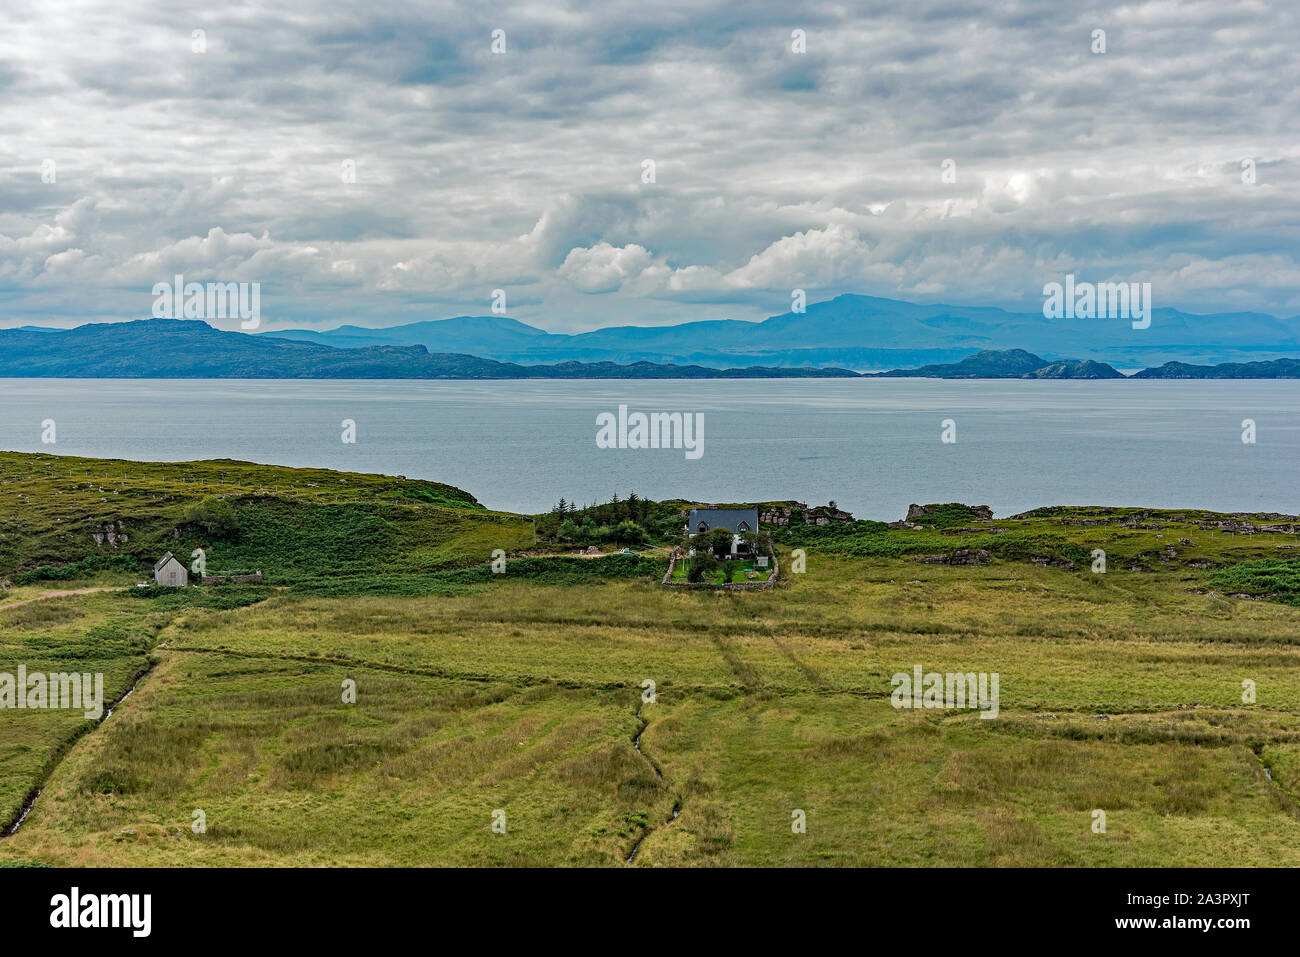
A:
[1, 378, 1296, 520]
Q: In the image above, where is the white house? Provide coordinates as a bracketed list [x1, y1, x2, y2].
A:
[153, 552, 188, 587]
[686, 507, 759, 558]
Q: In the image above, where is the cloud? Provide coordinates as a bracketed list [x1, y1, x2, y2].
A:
[0, 0, 1297, 329]
[558, 242, 653, 292]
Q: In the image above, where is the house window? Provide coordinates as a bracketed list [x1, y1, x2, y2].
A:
[169, 569, 176, 585]
[697, 522, 708, 533]
[737, 522, 750, 533]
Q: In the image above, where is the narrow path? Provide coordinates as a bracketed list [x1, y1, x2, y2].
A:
[0, 586, 123, 612]
[770, 635, 829, 688]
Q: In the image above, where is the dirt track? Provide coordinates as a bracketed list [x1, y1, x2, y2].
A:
[0, 587, 123, 612]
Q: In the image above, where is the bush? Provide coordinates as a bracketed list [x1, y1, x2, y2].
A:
[184, 496, 239, 537]
[128, 584, 274, 610]
[15, 554, 139, 584]
[1210, 559, 1300, 606]
[687, 550, 718, 582]
[612, 520, 647, 546]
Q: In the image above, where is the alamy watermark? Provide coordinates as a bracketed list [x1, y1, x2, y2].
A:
[596, 405, 703, 460]
[1042, 274, 1151, 329]
[50, 887, 150, 937]
[891, 664, 999, 719]
[0, 667, 105, 719]
[152, 273, 260, 329]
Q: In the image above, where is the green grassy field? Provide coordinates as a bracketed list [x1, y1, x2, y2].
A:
[2, 452, 1300, 866]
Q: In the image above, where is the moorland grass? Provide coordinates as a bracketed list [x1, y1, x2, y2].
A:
[4, 454, 1300, 866]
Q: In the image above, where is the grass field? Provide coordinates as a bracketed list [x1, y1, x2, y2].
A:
[2, 453, 1300, 866]
[669, 556, 766, 584]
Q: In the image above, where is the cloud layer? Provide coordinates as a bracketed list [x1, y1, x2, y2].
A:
[2, 0, 1298, 331]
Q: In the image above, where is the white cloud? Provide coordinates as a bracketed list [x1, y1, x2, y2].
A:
[0, 0, 1296, 329]
[558, 242, 653, 293]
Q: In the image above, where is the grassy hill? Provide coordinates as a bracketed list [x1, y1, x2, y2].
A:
[0, 451, 532, 583]
[3, 454, 1300, 866]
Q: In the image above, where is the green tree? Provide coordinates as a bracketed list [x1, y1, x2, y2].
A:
[613, 520, 645, 546]
[741, 530, 769, 559]
[702, 527, 736, 558]
[687, 548, 718, 583]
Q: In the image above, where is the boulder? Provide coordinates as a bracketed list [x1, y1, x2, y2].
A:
[917, 548, 992, 566]
[758, 503, 854, 527]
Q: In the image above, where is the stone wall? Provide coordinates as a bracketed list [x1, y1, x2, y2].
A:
[661, 545, 780, 590]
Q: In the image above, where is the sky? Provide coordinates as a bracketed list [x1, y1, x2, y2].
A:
[1, 0, 1298, 333]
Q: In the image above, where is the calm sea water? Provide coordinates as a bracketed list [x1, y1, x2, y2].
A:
[1, 378, 1296, 520]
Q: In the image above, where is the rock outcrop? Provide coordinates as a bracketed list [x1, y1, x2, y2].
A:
[917, 548, 992, 565]
[757, 503, 854, 527]
[91, 520, 129, 546]
[906, 503, 994, 522]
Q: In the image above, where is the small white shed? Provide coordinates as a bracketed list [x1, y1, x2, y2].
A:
[153, 552, 188, 587]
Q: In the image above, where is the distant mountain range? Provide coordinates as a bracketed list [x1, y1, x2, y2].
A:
[875, 350, 1300, 378]
[258, 293, 1300, 371]
[0, 319, 856, 379]
[1131, 358, 1300, 379]
[0, 316, 1296, 381]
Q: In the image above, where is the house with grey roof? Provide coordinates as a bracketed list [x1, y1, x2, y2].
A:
[153, 551, 188, 587]
[687, 507, 760, 558]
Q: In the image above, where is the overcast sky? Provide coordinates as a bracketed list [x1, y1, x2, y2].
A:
[1, 0, 1297, 332]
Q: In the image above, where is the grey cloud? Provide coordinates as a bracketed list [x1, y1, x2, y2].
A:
[0, 0, 1297, 331]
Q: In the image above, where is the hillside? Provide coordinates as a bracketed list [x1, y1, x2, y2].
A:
[0, 451, 532, 582]
[0, 319, 857, 380]
[1131, 358, 1300, 379]
[873, 350, 1125, 379]
[262, 293, 1300, 370]
[7, 321, 1296, 380]
[1023, 359, 1126, 379]
[4, 454, 1300, 867]
[875, 348, 1053, 378]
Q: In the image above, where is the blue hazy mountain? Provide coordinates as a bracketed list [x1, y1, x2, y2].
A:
[1, 320, 1294, 379]
[262, 294, 1300, 370]
[265, 315, 552, 353]
[0, 319, 857, 379]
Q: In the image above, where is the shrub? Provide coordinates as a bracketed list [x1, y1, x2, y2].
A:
[1210, 559, 1300, 606]
[687, 551, 718, 583]
[15, 553, 139, 584]
[184, 496, 239, 537]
